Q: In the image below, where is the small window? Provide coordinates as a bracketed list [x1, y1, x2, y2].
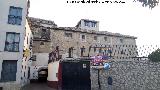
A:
[5, 32, 20, 52]
[120, 39, 124, 43]
[81, 46, 85, 57]
[31, 55, 36, 61]
[80, 34, 86, 42]
[91, 22, 97, 27]
[8, 6, 22, 25]
[40, 41, 44, 45]
[30, 37, 33, 46]
[41, 29, 50, 40]
[42, 29, 46, 32]
[27, 36, 28, 44]
[84, 21, 90, 27]
[99, 48, 102, 53]
[56, 73, 58, 77]
[121, 50, 125, 54]
[94, 36, 97, 41]
[104, 37, 107, 41]
[82, 35, 85, 40]
[94, 47, 96, 52]
[24, 72, 25, 77]
[65, 32, 72, 38]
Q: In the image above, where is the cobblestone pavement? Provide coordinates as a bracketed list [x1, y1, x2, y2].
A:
[21, 82, 57, 90]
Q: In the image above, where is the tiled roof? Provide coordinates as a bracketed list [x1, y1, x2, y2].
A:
[27, 17, 57, 27]
[27, 17, 137, 39]
[54, 27, 137, 39]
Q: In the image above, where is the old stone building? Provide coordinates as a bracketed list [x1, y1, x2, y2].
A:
[27, 17, 137, 80]
[28, 17, 137, 59]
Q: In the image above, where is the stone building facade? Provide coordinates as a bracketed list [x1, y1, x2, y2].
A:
[28, 17, 137, 59]
[27, 17, 137, 80]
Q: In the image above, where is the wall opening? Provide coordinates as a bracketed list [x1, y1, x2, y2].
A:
[38, 69, 48, 82]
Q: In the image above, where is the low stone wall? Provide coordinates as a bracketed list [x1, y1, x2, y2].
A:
[91, 59, 160, 90]
[0, 82, 21, 90]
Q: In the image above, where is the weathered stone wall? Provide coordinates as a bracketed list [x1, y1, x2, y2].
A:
[0, 82, 21, 90]
[91, 59, 160, 90]
[50, 29, 137, 58]
[28, 17, 137, 58]
[32, 41, 51, 53]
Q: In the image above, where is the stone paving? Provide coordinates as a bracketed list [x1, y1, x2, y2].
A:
[21, 82, 57, 90]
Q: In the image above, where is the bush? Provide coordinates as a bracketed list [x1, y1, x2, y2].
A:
[148, 48, 160, 62]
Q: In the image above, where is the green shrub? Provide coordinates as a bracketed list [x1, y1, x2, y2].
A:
[148, 48, 160, 62]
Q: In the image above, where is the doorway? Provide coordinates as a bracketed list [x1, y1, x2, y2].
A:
[38, 69, 48, 82]
[61, 60, 91, 90]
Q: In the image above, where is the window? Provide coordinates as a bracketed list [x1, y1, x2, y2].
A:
[120, 39, 124, 43]
[41, 29, 46, 39]
[5, 32, 20, 52]
[81, 46, 85, 57]
[84, 21, 90, 27]
[121, 50, 125, 54]
[104, 37, 107, 41]
[94, 47, 96, 52]
[28, 67, 30, 79]
[27, 36, 28, 44]
[91, 22, 97, 27]
[31, 55, 36, 61]
[68, 47, 74, 58]
[40, 41, 44, 45]
[41, 28, 50, 40]
[94, 36, 97, 41]
[42, 29, 46, 32]
[65, 32, 72, 38]
[80, 34, 86, 42]
[8, 6, 22, 25]
[24, 72, 25, 77]
[30, 37, 33, 47]
[81, 35, 85, 40]
[99, 48, 102, 53]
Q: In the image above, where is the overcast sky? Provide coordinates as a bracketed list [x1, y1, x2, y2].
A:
[29, 0, 160, 46]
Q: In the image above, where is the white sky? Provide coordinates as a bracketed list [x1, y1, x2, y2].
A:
[29, 0, 160, 46]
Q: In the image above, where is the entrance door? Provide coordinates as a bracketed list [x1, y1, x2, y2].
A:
[1, 60, 17, 82]
[62, 60, 91, 90]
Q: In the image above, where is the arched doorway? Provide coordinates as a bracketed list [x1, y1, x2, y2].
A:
[38, 67, 48, 82]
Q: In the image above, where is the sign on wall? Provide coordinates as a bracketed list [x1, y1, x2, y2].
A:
[90, 47, 112, 67]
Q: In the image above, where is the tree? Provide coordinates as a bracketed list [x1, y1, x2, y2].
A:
[135, 0, 159, 9]
[148, 48, 160, 62]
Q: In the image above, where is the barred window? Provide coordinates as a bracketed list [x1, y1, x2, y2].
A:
[65, 32, 72, 38]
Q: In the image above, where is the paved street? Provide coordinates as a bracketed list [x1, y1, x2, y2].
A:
[21, 82, 57, 90]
